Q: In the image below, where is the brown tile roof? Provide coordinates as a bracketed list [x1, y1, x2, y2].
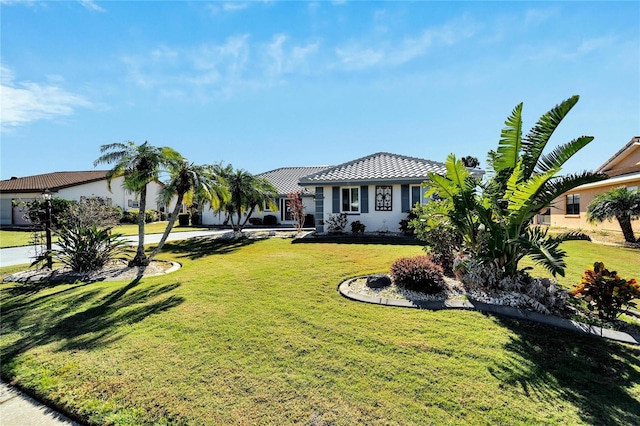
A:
[0, 171, 109, 193]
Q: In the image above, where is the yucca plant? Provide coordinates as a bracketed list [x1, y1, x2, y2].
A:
[427, 96, 606, 277]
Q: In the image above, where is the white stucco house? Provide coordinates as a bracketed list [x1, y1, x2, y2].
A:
[0, 171, 168, 226]
[299, 152, 477, 233]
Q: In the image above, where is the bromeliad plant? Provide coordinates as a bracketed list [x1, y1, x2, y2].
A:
[571, 262, 640, 320]
[426, 96, 606, 278]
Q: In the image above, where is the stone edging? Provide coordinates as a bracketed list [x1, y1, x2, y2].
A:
[338, 278, 640, 346]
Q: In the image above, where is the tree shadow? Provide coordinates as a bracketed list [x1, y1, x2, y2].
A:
[1, 277, 184, 365]
[158, 237, 257, 260]
[489, 317, 640, 425]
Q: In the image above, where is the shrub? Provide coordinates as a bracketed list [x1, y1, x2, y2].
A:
[144, 209, 160, 223]
[571, 262, 640, 320]
[350, 220, 366, 234]
[178, 213, 190, 226]
[121, 209, 139, 224]
[249, 217, 263, 226]
[326, 213, 347, 234]
[390, 255, 444, 294]
[191, 213, 201, 226]
[263, 214, 278, 226]
[34, 225, 130, 273]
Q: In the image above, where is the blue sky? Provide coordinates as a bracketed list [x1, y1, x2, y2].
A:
[1, 1, 638, 181]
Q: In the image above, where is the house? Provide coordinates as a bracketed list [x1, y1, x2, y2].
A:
[201, 166, 331, 226]
[299, 152, 471, 233]
[547, 136, 640, 233]
[0, 171, 168, 226]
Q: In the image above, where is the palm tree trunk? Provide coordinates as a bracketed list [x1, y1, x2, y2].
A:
[148, 193, 184, 261]
[129, 185, 149, 266]
[616, 215, 636, 243]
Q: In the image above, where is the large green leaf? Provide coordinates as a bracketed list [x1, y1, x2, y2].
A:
[521, 95, 580, 178]
[535, 136, 594, 174]
[494, 103, 523, 172]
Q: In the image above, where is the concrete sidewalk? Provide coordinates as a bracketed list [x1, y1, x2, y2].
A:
[0, 382, 81, 425]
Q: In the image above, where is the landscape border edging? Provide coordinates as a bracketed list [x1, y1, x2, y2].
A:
[338, 279, 640, 346]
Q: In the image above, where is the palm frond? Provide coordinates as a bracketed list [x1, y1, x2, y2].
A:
[521, 95, 580, 177]
[535, 136, 594, 174]
[494, 102, 523, 172]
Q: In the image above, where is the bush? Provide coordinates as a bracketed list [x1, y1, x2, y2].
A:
[263, 214, 278, 226]
[249, 217, 263, 226]
[350, 220, 366, 234]
[191, 213, 201, 226]
[121, 209, 139, 224]
[571, 262, 640, 320]
[144, 209, 159, 223]
[178, 213, 190, 226]
[34, 225, 130, 273]
[390, 255, 444, 294]
[326, 213, 347, 234]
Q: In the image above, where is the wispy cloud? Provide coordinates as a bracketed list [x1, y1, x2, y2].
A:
[206, 2, 249, 15]
[78, 0, 105, 12]
[0, 64, 93, 131]
[122, 34, 319, 100]
[334, 15, 479, 71]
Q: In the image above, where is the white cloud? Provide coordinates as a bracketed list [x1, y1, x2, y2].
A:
[78, 0, 105, 12]
[0, 64, 93, 130]
[207, 2, 249, 15]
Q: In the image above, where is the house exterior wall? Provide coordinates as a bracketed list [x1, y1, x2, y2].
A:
[199, 196, 315, 227]
[548, 177, 640, 233]
[0, 177, 169, 226]
[315, 183, 427, 233]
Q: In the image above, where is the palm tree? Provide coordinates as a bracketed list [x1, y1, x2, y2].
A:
[94, 141, 179, 266]
[215, 166, 278, 232]
[148, 160, 229, 260]
[427, 96, 607, 277]
[587, 187, 640, 243]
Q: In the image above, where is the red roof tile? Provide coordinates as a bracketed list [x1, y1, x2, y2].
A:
[0, 171, 109, 193]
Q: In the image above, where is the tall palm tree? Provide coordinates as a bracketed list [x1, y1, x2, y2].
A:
[148, 160, 229, 260]
[427, 96, 607, 277]
[94, 141, 179, 266]
[215, 166, 278, 232]
[587, 187, 640, 243]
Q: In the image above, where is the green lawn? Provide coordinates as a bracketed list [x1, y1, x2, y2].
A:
[0, 223, 210, 248]
[1, 239, 639, 425]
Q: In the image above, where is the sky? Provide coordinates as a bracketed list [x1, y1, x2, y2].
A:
[1, 1, 639, 181]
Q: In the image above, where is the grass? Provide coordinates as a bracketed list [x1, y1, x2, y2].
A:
[0, 223, 210, 248]
[1, 238, 639, 425]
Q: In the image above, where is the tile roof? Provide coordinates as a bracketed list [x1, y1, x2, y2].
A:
[299, 152, 447, 184]
[258, 166, 331, 196]
[0, 171, 109, 193]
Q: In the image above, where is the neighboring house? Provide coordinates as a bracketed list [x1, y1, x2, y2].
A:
[546, 136, 640, 233]
[0, 171, 168, 226]
[201, 166, 331, 226]
[299, 152, 477, 233]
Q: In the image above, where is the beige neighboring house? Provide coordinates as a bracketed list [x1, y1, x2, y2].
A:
[545, 136, 640, 233]
[0, 171, 168, 226]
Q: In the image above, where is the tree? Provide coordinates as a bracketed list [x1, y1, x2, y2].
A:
[427, 95, 607, 277]
[215, 166, 278, 232]
[148, 159, 229, 260]
[587, 187, 640, 243]
[461, 156, 480, 168]
[94, 141, 179, 266]
[287, 190, 306, 233]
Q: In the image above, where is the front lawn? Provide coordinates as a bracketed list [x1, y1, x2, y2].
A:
[1, 239, 639, 425]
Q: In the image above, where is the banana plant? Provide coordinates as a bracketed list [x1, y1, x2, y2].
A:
[427, 96, 606, 277]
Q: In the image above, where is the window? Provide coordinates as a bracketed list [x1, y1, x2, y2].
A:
[411, 185, 429, 207]
[128, 199, 140, 208]
[566, 194, 580, 215]
[342, 187, 359, 212]
[281, 198, 293, 221]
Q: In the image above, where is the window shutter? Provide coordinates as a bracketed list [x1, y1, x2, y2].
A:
[401, 184, 410, 212]
[360, 185, 369, 213]
[332, 186, 340, 213]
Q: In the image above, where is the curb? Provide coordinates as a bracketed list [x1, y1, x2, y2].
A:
[338, 279, 640, 346]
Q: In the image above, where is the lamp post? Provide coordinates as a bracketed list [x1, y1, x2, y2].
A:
[42, 188, 53, 269]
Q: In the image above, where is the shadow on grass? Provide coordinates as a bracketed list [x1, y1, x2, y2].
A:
[489, 317, 640, 425]
[1, 277, 184, 367]
[157, 237, 257, 260]
[292, 234, 423, 246]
